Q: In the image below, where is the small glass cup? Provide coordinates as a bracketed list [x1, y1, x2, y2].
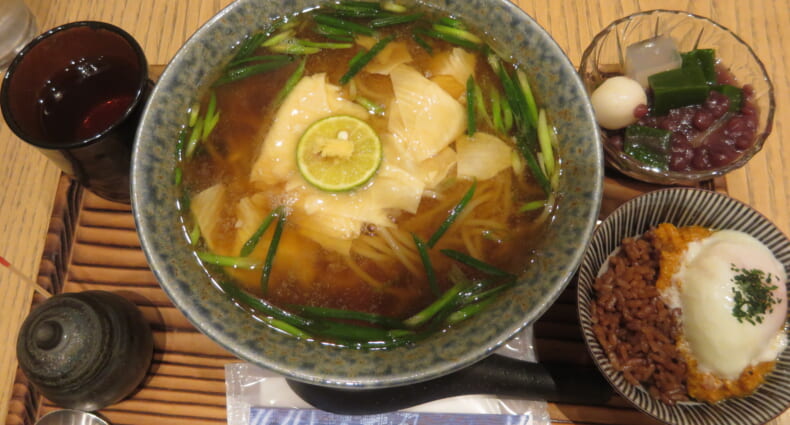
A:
[579, 10, 775, 185]
[0, 0, 38, 70]
[1, 21, 151, 203]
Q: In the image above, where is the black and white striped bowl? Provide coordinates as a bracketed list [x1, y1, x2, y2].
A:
[577, 187, 790, 425]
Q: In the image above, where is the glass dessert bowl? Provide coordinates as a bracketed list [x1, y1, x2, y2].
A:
[579, 9, 775, 185]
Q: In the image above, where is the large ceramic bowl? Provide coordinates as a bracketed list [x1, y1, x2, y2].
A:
[132, 0, 603, 388]
[578, 188, 790, 425]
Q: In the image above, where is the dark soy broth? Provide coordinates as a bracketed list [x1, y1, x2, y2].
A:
[39, 55, 138, 143]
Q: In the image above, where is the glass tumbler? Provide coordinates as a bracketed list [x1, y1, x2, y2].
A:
[0, 0, 37, 70]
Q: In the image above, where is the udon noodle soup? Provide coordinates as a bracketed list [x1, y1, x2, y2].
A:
[175, 1, 560, 348]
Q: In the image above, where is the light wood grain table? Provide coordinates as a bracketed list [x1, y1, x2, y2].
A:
[1, 1, 787, 424]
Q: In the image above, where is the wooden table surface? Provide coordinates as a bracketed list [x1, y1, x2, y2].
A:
[0, 1, 787, 424]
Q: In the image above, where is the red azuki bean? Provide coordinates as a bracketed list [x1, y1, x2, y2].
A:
[691, 147, 711, 169]
[708, 144, 739, 167]
[726, 116, 750, 139]
[634, 104, 649, 119]
[693, 110, 715, 130]
[704, 91, 730, 119]
[669, 148, 694, 171]
[735, 136, 754, 150]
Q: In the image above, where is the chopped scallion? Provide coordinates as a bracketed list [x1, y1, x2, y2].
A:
[339, 35, 394, 84]
[197, 252, 262, 269]
[274, 58, 307, 105]
[261, 29, 295, 47]
[202, 92, 219, 141]
[218, 280, 314, 329]
[268, 42, 321, 55]
[354, 96, 384, 115]
[466, 76, 476, 136]
[491, 89, 503, 134]
[315, 23, 354, 38]
[291, 305, 404, 328]
[427, 179, 476, 248]
[188, 222, 201, 246]
[413, 26, 480, 51]
[536, 108, 554, 177]
[297, 40, 353, 49]
[501, 94, 514, 132]
[370, 13, 423, 28]
[412, 33, 433, 54]
[184, 115, 204, 158]
[412, 234, 440, 296]
[213, 57, 294, 86]
[313, 14, 376, 36]
[473, 81, 491, 128]
[260, 212, 286, 295]
[240, 206, 283, 257]
[348, 50, 367, 69]
[381, 0, 407, 13]
[519, 200, 545, 212]
[432, 23, 482, 44]
[173, 167, 182, 185]
[447, 297, 496, 324]
[188, 103, 200, 127]
[515, 132, 551, 195]
[516, 69, 538, 127]
[232, 32, 267, 62]
[440, 249, 516, 279]
[403, 268, 468, 328]
[437, 16, 466, 29]
[268, 318, 311, 338]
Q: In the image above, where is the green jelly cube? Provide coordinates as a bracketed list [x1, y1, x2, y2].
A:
[649, 66, 710, 115]
[682, 49, 717, 85]
[624, 125, 672, 171]
[712, 84, 744, 111]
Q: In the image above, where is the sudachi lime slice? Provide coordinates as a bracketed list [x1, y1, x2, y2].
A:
[296, 115, 382, 192]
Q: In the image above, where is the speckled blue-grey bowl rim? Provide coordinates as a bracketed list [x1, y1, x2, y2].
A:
[131, 0, 603, 388]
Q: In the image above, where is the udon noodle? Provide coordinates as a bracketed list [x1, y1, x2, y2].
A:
[176, 1, 560, 347]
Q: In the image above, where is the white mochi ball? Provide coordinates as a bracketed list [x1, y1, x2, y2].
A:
[590, 76, 647, 130]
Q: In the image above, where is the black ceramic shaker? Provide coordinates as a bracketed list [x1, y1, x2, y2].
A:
[16, 290, 153, 411]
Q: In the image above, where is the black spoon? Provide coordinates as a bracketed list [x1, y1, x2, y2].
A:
[286, 354, 614, 415]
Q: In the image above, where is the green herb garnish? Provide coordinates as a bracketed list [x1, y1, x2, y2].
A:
[730, 265, 782, 325]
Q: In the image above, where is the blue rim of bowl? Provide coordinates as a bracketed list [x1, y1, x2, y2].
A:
[577, 187, 790, 425]
[579, 9, 776, 184]
[132, 0, 603, 387]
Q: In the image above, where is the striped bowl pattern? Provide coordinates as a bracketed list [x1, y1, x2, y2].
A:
[577, 187, 790, 425]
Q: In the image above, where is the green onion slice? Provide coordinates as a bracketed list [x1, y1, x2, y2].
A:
[440, 249, 515, 279]
[412, 233, 440, 296]
[240, 206, 283, 257]
[339, 35, 394, 85]
[260, 212, 286, 295]
[427, 179, 476, 248]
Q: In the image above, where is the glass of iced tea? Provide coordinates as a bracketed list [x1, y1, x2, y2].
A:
[0, 21, 151, 203]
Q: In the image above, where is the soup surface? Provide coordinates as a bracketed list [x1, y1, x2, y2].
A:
[176, 1, 560, 347]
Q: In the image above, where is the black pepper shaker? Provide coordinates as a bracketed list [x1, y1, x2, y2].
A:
[16, 290, 153, 411]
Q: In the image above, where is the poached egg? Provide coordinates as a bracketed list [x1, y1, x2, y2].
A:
[658, 225, 787, 401]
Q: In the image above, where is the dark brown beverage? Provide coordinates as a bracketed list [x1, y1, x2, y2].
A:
[40, 55, 139, 143]
[0, 21, 150, 203]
